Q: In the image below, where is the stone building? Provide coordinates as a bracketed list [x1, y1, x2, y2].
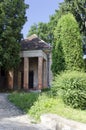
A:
[0, 34, 52, 91]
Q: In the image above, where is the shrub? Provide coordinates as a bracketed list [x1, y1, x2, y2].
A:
[28, 93, 58, 120]
[51, 71, 86, 109]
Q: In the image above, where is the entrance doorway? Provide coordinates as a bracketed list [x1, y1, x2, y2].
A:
[29, 71, 34, 89]
[0, 67, 6, 91]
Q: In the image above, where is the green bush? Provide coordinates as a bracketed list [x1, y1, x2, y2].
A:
[51, 71, 86, 109]
[28, 93, 58, 120]
[8, 92, 86, 123]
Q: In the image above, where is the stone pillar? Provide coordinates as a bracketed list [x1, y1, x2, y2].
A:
[43, 60, 47, 88]
[49, 53, 53, 86]
[18, 71, 21, 89]
[8, 70, 13, 90]
[23, 57, 29, 90]
[38, 57, 43, 90]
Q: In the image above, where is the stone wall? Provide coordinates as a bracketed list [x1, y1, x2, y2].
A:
[41, 114, 86, 130]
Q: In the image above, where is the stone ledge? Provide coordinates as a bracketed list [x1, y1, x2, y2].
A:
[40, 114, 86, 130]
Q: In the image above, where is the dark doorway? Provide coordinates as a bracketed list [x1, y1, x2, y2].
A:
[0, 67, 6, 91]
[29, 71, 34, 89]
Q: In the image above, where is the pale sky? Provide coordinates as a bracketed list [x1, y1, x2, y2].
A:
[22, 0, 64, 38]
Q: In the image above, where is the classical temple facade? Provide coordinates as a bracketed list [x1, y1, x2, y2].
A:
[0, 34, 52, 91]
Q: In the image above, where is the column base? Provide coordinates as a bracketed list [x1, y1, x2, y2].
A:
[38, 84, 42, 90]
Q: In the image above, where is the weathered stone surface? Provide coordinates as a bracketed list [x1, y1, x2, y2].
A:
[23, 57, 29, 90]
[38, 57, 43, 90]
[7, 71, 13, 90]
[20, 50, 47, 60]
[41, 114, 86, 130]
[49, 53, 53, 86]
[0, 93, 50, 130]
[43, 60, 47, 87]
[18, 71, 21, 89]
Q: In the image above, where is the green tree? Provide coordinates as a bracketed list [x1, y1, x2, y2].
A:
[27, 23, 38, 36]
[47, 10, 62, 44]
[51, 42, 65, 75]
[60, 0, 86, 35]
[0, 0, 28, 70]
[27, 22, 51, 43]
[52, 13, 84, 74]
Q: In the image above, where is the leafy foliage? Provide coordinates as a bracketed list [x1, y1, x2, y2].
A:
[29, 93, 57, 120]
[27, 0, 86, 46]
[52, 13, 84, 74]
[60, 0, 86, 35]
[0, 0, 28, 70]
[8, 92, 86, 123]
[51, 42, 65, 75]
[51, 71, 86, 109]
[27, 22, 51, 43]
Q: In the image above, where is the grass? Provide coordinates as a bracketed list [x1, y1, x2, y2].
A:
[8, 92, 39, 112]
[8, 91, 86, 123]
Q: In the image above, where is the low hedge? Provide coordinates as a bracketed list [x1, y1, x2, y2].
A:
[51, 71, 86, 110]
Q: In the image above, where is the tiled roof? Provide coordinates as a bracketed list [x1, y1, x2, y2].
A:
[21, 34, 52, 51]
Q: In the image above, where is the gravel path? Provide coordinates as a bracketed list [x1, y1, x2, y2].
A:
[0, 93, 50, 130]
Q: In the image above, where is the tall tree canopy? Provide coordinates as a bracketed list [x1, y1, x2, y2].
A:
[28, 0, 86, 45]
[52, 13, 84, 74]
[60, 0, 86, 35]
[0, 0, 28, 70]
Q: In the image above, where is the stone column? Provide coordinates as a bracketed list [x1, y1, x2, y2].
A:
[8, 70, 13, 90]
[43, 60, 47, 88]
[18, 71, 21, 89]
[23, 57, 29, 90]
[49, 53, 53, 86]
[38, 57, 43, 90]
